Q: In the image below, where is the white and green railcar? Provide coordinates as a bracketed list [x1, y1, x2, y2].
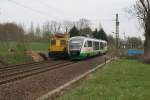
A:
[68, 36, 108, 59]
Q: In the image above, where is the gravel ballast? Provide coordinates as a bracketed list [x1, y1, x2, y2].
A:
[0, 56, 107, 100]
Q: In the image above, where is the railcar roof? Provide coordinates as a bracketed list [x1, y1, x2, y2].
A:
[69, 36, 107, 43]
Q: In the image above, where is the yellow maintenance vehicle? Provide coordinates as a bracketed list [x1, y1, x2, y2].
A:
[48, 33, 69, 58]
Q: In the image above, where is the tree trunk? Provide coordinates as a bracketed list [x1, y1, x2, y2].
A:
[144, 16, 150, 63]
[144, 37, 150, 63]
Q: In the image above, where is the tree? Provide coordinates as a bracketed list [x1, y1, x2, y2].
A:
[107, 35, 116, 46]
[93, 28, 98, 38]
[107, 35, 116, 51]
[42, 21, 51, 35]
[69, 26, 80, 37]
[50, 21, 61, 34]
[93, 28, 107, 41]
[63, 21, 74, 33]
[42, 21, 61, 34]
[0, 23, 24, 42]
[0, 22, 26, 53]
[99, 28, 107, 41]
[80, 27, 92, 37]
[127, 37, 143, 49]
[134, 0, 150, 61]
[76, 18, 91, 30]
[28, 22, 35, 41]
[35, 25, 42, 41]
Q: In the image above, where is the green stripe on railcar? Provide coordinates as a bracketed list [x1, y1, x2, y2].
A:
[70, 49, 107, 60]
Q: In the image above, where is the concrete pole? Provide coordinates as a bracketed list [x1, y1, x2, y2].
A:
[116, 13, 120, 48]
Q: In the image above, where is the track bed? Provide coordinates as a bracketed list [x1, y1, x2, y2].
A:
[0, 56, 109, 100]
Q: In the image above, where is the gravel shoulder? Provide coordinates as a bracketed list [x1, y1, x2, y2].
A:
[0, 56, 107, 100]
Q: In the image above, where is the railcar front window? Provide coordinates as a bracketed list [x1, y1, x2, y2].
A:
[69, 39, 83, 50]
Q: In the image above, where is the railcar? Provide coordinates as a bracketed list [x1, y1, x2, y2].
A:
[68, 36, 108, 59]
[48, 33, 68, 58]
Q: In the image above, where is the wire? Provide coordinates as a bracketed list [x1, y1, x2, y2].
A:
[36, 0, 68, 16]
[7, 0, 60, 20]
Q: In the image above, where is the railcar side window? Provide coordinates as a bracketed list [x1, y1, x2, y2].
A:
[93, 42, 99, 50]
[61, 40, 66, 46]
[100, 42, 104, 49]
[87, 41, 92, 47]
[105, 43, 107, 47]
[84, 41, 88, 47]
[51, 40, 56, 46]
[103, 43, 107, 47]
[95, 42, 99, 50]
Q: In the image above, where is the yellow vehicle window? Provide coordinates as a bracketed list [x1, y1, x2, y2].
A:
[61, 40, 66, 46]
[51, 40, 56, 46]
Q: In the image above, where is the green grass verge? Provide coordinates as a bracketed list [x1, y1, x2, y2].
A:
[27, 42, 49, 53]
[0, 52, 32, 64]
[58, 59, 150, 100]
[0, 42, 48, 54]
[0, 42, 49, 64]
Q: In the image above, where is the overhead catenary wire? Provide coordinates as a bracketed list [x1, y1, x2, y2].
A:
[7, 0, 61, 21]
[36, 0, 68, 17]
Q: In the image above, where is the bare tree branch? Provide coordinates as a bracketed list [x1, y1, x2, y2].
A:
[140, 0, 149, 13]
[146, 0, 150, 9]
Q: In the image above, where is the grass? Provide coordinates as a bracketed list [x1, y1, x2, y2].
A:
[0, 42, 49, 64]
[0, 42, 49, 54]
[58, 59, 150, 100]
[27, 42, 49, 53]
[1, 53, 32, 64]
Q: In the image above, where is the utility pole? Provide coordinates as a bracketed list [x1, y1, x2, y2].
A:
[116, 13, 120, 48]
[123, 32, 125, 39]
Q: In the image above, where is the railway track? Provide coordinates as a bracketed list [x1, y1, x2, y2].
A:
[0, 59, 65, 71]
[0, 56, 109, 100]
[0, 60, 67, 73]
[0, 60, 76, 85]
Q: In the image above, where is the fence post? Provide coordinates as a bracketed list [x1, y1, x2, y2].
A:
[105, 56, 107, 64]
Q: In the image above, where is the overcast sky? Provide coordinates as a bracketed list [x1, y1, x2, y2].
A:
[0, 0, 143, 39]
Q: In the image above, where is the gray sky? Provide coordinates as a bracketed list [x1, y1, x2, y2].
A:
[0, 0, 143, 39]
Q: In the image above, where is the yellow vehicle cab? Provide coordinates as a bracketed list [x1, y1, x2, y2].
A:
[48, 33, 68, 58]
